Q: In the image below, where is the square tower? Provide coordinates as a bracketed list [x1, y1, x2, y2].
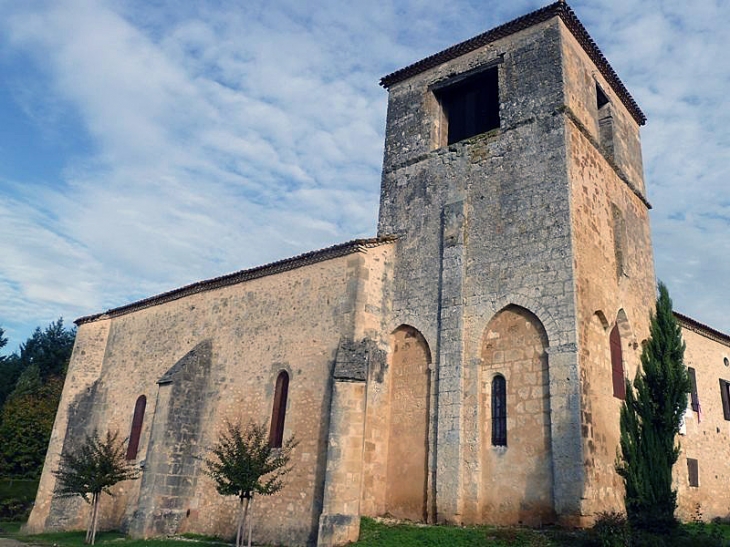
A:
[377, 2, 655, 525]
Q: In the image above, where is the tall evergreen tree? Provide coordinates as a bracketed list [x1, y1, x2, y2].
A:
[616, 282, 690, 533]
[16, 319, 76, 379]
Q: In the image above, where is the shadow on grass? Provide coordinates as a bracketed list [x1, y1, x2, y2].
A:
[0, 525, 230, 547]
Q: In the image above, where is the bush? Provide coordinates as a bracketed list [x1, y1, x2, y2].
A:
[0, 477, 38, 521]
[592, 512, 631, 547]
[627, 524, 726, 547]
[0, 497, 32, 520]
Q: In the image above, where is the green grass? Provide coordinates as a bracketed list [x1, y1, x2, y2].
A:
[0, 525, 227, 547]
[354, 517, 730, 546]
[2, 517, 729, 547]
[354, 518, 563, 546]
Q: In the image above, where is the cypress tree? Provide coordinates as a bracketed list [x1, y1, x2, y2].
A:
[616, 282, 690, 533]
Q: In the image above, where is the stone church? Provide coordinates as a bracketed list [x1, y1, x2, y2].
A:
[27, 2, 730, 546]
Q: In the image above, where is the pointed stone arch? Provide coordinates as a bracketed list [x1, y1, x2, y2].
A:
[479, 305, 554, 525]
[385, 325, 432, 522]
[615, 309, 634, 342]
[594, 310, 610, 331]
[610, 309, 634, 400]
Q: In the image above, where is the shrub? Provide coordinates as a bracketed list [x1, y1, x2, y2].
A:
[0, 497, 32, 520]
[592, 511, 631, 547]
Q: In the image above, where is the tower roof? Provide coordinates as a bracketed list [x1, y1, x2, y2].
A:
[380, 1, 646, 126]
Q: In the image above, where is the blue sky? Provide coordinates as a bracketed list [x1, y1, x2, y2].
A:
[1, 0, 728, 352]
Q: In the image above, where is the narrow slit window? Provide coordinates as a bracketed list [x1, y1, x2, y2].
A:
[596, 83, 614, 158]
[687, 458, 699, 488]
[596, 83, 610, 110]
[436, 67, 500, 145]
[610, 324, 625, 400]
[611, 204, 628, 278]
[491, 374, 507, 447]
[126, 395, 146, 460]
[269, 371, 289, 448]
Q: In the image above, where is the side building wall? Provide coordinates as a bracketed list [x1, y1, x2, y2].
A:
[675, 323, 730, 522]
[28, 243, 394, 547]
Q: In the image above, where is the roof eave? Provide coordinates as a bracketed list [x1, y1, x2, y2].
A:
[380, 1, 646, 126]
[75, 235, 398, 326]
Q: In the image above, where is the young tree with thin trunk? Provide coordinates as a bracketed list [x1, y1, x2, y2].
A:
[204, 421, 296, 547]
[616, 282, 690, 533]
[53, 430, 140, 545]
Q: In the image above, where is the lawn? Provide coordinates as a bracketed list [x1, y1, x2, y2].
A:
[2, 517, 729, 547]
[355, 517, 557, 546]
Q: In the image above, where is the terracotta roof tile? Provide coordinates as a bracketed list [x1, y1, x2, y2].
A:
[675, 311, 730, 348]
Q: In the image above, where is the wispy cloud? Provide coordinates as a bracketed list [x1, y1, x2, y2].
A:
[0, 0, 728, 349]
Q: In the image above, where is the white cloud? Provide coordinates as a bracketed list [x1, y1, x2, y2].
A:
[0, 0, 728, 350]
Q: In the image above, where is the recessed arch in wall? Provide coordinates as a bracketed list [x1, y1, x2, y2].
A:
[269, 370, 289, 448]
[594, 310, 610, 331]
[385, 324, 431, 522]
[610, 309, 633, 400]
[126, 395, 147, 460]
[479, 305, 554, 524]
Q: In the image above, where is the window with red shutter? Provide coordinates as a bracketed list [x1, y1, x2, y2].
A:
[720, 379, 730, 421]
[126, 395, 146, 460]
[610, 324, 625, 399]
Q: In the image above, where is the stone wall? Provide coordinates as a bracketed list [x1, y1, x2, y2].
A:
[379, 19, 584, 525]
[384, 326, 431, 521]
[29, 243, 394, 547]
[26, 321, 111, 533]
[675, 325, 730, 522]
[561, 18, 657, 523]
[479, 307, 554, 526]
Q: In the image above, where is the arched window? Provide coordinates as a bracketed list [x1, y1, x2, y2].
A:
[126, 395, 146, 460]
[491, 375, 507, 447]
[610, 324, 625, 399]
[269, 371, 289, 448]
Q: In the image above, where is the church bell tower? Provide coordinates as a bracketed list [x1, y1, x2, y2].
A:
[376, 1, 655, 525]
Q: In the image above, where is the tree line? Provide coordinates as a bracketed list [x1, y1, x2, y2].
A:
[0, 319, 76, 478]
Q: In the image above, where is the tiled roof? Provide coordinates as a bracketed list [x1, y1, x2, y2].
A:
[75, 236, 397, 325]
[675, 311, 730, 348]
[380, 1, 646, 126]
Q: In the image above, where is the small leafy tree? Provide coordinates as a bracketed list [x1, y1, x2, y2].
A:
[53, 430, 140, 545]
[204, 421, 296, 547]
[616, 282, 690, 533]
